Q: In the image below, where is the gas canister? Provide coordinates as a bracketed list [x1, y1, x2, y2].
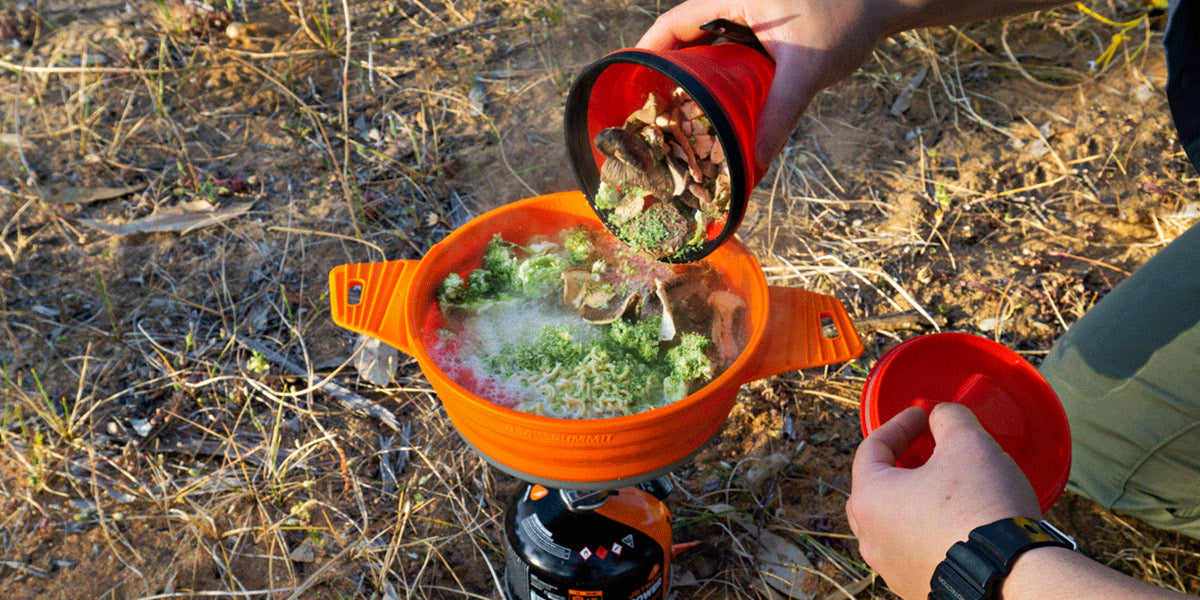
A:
[504, 482, 673, 600]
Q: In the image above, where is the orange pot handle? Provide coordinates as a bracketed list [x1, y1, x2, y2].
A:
[328, 260, 419, 355]
[739, 286, 863, 383]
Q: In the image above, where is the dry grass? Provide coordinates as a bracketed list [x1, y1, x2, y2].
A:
[1, 0, 1198, 598]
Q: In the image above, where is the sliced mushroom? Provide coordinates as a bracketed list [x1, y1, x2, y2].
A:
[595, 127, 674, 201]
[562, 269, 613, 309]
[562, 268, 597, 308]
[665, 155, 689, 197]
[710, 137, 726, 165]
[654, 279, 677, 341]
[581, 292, 641, 324]
[657, 270, 688, 291]
[582, 286, 617, 310]
[708, 290, 747, 365]
[666, 123, 703, 182]
[562, 268, 640, 324]
[689, 183, 712, 212]
[641, 125, 668, 161]
[692, 133, 714, 160]
[612, 189, 648, 224]
[713, 173, 732, 208]
[677, 187, 699, 210]
[625, 93, 660, 128]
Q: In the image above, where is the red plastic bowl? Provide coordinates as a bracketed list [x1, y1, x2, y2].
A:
[860, 333, 1071, 513]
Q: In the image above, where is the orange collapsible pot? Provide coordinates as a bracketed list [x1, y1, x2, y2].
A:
[330, 191, 862, 488]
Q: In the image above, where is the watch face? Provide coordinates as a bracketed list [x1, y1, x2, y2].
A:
[930, 518, 1077, 600]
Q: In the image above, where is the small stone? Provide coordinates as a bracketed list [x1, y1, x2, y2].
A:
[289, 542, 317, 563]
[979, 317, 1005, 332]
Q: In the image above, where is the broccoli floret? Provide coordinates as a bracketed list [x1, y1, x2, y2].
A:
[662, 374, 691, 403]
[665, 333, 713, 382]
[474, 234, 570, 298]
[660, 333, 713, 402]
[489, 326, 588, 373]
[464, 269, 495, 302]
[617, 210, 675, 252]
[437, 269, 503, 306]
[605, 317, 661, 363]
[595, 182, 620, 210]
[515, 252, 567, 297]
[563, 227, 593, 264]
[436, 272, 468, 305]
[481, 234, 521, 291]
[622, 186, 655, 201]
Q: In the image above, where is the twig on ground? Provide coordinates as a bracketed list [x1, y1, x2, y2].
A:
[233, 336, 402, 433]
[1046, 250, 1131, 276]
[853, 311, 947, 334]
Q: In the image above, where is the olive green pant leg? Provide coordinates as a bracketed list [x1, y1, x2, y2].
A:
[1039, 223, 1200, 538]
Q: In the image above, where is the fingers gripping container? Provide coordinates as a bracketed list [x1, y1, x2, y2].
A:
[860, 333, 1072, 513]
[565, 25, 775, 263]
[329, 192, 863, 489]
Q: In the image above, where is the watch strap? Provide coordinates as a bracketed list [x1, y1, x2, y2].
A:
[929, 517, 1076, 600]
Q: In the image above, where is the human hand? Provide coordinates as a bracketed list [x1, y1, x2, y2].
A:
[845, 403, 1042, 600]
[636, 0, 890, 169]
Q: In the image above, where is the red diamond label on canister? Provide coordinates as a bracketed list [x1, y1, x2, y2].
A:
[595, 546, 608, 559]
[579, 547, 592, 560]
[611, 543, 623, 556]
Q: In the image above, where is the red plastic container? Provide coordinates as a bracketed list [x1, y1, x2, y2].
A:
[564, 33, 775, 263]
[860, 333, 1071, 513]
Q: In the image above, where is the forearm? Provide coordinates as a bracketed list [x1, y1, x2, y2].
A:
[878, 0, 1072, 37]
[1001, 547, 1195, 600]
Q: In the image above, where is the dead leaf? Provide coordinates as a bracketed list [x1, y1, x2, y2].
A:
[289, 541, 317, 563]
[735, 453, 792, 494]
[354, 335, 397, 386]
[672, 567, 699, 587]
[40, 182, 147, 205]
[79, 200, 252, 235]
[756, 529, 816, 599]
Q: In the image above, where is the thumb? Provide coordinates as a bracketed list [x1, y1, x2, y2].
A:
[926, 403, 1003, 455]
[853, 406, 929, 475]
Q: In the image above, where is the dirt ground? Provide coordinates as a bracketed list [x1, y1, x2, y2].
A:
[1, 0, 1198, 599]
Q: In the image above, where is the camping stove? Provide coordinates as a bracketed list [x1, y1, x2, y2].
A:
[504, 479, 674, 600]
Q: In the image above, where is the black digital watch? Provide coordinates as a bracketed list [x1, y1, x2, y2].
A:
[928, 517, 1077, 600]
